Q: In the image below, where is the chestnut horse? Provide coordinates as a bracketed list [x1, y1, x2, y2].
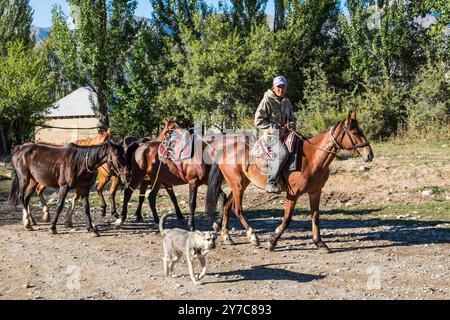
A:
[8, 141, 131, 235]
[205, 112, 374, 252]
[114, 126, 228, 231]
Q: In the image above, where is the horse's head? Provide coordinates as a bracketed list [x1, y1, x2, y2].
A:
[160, 117, 181, 140]
[106, 140, 132, 186]
[335, 111, 374, 162]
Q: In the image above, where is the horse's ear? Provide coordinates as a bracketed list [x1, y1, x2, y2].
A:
[345, 110, 355, 125]
[107, 128, 113, 135]
[163, 118, 168, 125]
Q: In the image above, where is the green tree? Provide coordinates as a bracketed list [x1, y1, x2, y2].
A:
[111, 23, 168, 137]
[222, 0, 268, 34]
[406, 58, 450, 138]
[278, 0, 346, 104]
[343, 70, 406, 139]
[297, 64, 343, 135]
[0, 0, 33, 55]
[0, 41, 53, 146]
[50, 0, 138, 129]
[150, 0, 210, 46]
[158, 14, 282, 130]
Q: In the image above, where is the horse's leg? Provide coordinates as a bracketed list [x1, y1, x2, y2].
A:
[309, 191, 330, 253]
[81, 191, 100, 237]
[108, 176, 120, 219]
[213, 191, 232, 233]
[134, 180, 148, 223]
[230, 183, 259, 247]
[188, 183, 198, 231]
[22, 180, 37, 230]
[96, 171, 109, 217]
[64, 193, 80, 228]
[147, 181, 161, 226]
[49, 185, 69, 234]
[37, 185, 50, 222]
[220, 195, 234, 244]
[165, 184, 183, 220]
[268, 195, 298, 251]
[114, 171, 144, 228]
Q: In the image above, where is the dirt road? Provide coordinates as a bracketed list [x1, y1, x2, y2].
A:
[0, 143, 449, 300]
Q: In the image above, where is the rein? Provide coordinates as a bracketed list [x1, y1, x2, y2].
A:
[290, 121, 370, 156]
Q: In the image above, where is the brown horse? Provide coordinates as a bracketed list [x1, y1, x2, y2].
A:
[8, 141, 131, 235]
[28, 129, 113, 223]
[205, 112, 374, 252]
[114, 126, 228, 231]
[96, 119, 184, 222]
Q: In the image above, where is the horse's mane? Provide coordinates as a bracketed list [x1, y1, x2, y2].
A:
[64, 143, 109, 173]
[307, 121, 342, 145]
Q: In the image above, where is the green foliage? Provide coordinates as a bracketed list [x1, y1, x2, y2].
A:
[111, 23, 168, 137]
[221, 0, 268, 33]
[344, 71, 406, 140]
[405, 58, 450, 138]
[278, 0, 346, 103]
[297, 64, 344, 135]
[50, 0, 138, 128]
[0, 41, 52, 144]
[0, 0, 33, 55]
[158, 14, 282, 130]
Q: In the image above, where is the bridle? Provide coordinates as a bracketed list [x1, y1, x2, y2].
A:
[292, 121, 370, 155]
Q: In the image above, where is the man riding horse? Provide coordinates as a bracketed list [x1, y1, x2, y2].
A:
[254, 76, 296, 194]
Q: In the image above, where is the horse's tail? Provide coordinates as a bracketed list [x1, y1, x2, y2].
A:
[205, 162, 224, 218]
[159, 213, 171, 235]
[7, 167, 20, 207]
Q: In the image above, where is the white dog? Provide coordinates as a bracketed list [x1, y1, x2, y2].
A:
[159, 213, 217, 285]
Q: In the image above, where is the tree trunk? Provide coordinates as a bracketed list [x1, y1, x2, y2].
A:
[274, 0, 285, 31]
[0, 125, 9, 155]
[97, 85, 109, 129]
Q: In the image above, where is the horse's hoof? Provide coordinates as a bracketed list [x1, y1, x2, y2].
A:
[134, 216, 144, 223]
[314, 241, 331, 253]
[113, 219, 123, 229]
[49, 228, 57, 235]
[223, 237, 235, 245]
[31, 219, 38, 226]
[90, 230, 100, 237]
[24, 225, 34, 231]
[267, 242, 275, 251]
[43, 216, 50, 223]
[64, 222, 73, 228]
[251, 238, 260, 247]
[212, 222, 220, 233]
[112, 213, 119, 219]
[176, 214, 185, 220]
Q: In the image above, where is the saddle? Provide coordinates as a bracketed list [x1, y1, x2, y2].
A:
[250, 132, 303, 171]
[158, 129, 195, 181]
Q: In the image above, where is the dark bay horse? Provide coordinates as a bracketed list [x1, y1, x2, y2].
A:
[8, 141, 131, 235]
[97, 119, 185, 222]
[24, 129, 113, 223]
[205, 112, 374, 252]
[114, 127, 228, 231]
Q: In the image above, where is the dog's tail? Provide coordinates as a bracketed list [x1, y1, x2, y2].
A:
[159, 213, 171, 235]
